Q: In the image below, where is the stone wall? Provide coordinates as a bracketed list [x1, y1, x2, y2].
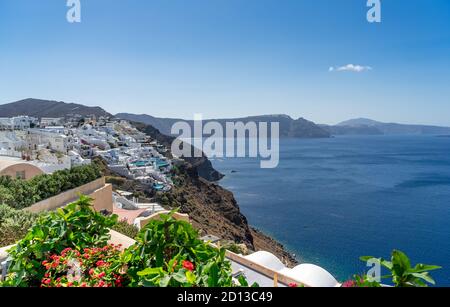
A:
[24, 177, 113, 213]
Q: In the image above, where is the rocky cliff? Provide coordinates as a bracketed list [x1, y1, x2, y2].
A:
[130, 121, 297, 265]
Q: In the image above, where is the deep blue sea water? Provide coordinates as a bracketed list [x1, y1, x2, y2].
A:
[211, 135, 450, 285]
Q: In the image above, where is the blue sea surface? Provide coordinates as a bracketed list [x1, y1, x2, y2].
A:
[211, 135, 450, 285]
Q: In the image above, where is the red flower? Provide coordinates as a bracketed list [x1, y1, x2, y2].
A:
[288, 283, 298, 288]
[61, 248, 72, 256]
[42, 278, 51, 286]
[98, 272, 106, 279]
[96, 260, 106, 267]
[182, 260, 195, 271]
[342, 280, 357, 288]
[80, 282, 88, 288]
[89, 268, 95, 276]
[67, 282, 74, 287]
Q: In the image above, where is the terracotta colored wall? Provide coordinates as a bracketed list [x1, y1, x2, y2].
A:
[91, 183, 113, 213]
[0, 163, 44, 180]
[25, 177, 113, 214]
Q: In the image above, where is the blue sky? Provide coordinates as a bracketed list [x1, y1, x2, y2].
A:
[0, 0, 449, 125]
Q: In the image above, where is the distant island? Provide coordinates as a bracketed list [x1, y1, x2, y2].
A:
[321, 118, 450, 136]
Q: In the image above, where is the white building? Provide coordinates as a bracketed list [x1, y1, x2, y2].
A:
[0, 116, 38, 130]
[27, 129, 70, 153]
[40, 117, 64, 127]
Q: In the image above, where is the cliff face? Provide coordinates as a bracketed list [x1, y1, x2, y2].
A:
[130, 121, 297, 265]
[132, 121, 224, 182]
[158, 164, 297, 266]
[160, 165, 254, 246]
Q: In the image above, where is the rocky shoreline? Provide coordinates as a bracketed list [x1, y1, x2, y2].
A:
[132, 121, 299, 267]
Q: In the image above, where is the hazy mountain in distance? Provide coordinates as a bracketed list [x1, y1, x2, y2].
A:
[322, 118, 450, 135]
[320, 124, 383, 136]
[115, 113, 331, 138]
[337, 118, 384, 127]
[0, 98, 112, 118]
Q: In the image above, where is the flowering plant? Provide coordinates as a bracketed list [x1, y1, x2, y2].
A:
[341, 275, 381, 288]
[40, 245, 128, 287]
[124, 211, 238, 287]
[3, 196, 118, 287]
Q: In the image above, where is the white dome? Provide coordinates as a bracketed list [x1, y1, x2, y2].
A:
[284, 264, 340, 287]
[244, 251, 286, 271]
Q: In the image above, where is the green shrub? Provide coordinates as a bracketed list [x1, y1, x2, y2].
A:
[220, 241, 249, 255]
[1, 204, 251, 287]
[2, 195, 118, 287]
[0, 164, 101, 209]
[0, 205, 37, 247]
[124, 211, 242, 287]
[0, 186, 14, 205]
[360, 250, 441, 287]
[112, 219, 139, 239]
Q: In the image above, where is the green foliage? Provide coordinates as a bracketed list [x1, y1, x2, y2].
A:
[0, 205, 37, 247]
[360, 250, 441, 287]
[124, 211, 238, 287]
[0, 186, 14, 205]
[0, 164, 101, 209]
[220, 241, 248, 255]
[1, 199, 251, 288]
[105, 176, 127, 187]
[2, 196, 118, 287]
[112, 219, 139, 239]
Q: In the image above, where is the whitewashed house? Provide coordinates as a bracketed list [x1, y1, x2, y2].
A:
[27, 129, 69, 153]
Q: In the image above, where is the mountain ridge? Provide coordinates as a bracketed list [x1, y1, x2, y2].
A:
[115, 113, 331, 138]
[0, 98, 112, 118]
[323, 118, 450, 136]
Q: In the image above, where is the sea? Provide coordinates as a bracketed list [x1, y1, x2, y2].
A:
[210, 135, 450, 285]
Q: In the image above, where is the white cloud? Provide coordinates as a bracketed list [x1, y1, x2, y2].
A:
[329, 64, 372, 73]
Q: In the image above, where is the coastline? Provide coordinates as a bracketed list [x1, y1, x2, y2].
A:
[250, 227, 298, 267]
[133, 121, 299, 267]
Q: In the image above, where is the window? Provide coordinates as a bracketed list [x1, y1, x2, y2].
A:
[16, 171, 26, 180]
